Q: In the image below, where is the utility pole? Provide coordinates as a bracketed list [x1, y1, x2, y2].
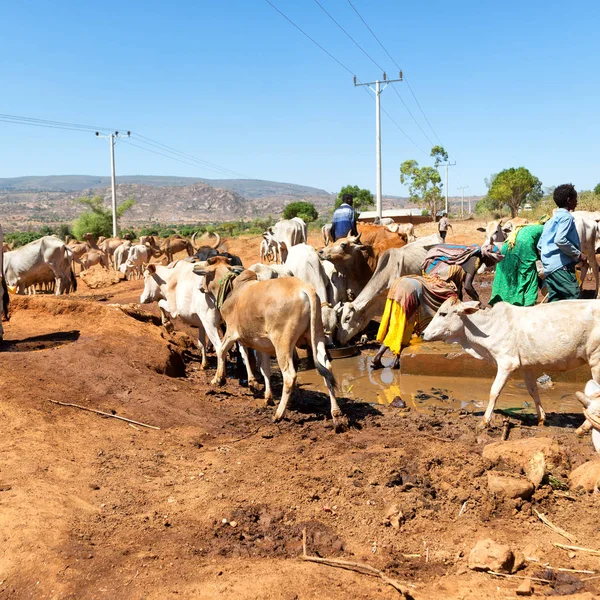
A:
[437, 160, 456, 214]
[96, 130, 130, 237]
[457, 186, 469, 219]
[354, 72, 403, 219]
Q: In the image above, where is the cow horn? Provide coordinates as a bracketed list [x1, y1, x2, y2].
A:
[211, 232, 221, 250]
[576, 392, 591, 408]
[191, 231, 199, 249]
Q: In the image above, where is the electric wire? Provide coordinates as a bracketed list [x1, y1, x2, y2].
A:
[345, 0, 444, 145]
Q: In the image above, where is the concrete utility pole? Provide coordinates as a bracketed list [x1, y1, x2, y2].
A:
[457, 185, 469, 219]
[96, 130, 130, 237]
[354, 72, 403, 219]
[438, 160, 456, 214]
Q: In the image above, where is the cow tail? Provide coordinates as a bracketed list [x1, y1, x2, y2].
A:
[2, 276, 9, 320]
[305, 286, 337, 391]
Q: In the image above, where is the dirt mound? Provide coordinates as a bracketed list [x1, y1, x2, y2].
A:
[79, 264, 121, 288]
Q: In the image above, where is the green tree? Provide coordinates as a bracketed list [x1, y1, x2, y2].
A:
[283, 201, 318, 222]
[400, 158, 444, 221]
[431, 145, 449, 166]
[335, 185, 374, 212]
[487, 167, 541, 217]
[72, 196, 136, 240]
[594, 183, 600, 195]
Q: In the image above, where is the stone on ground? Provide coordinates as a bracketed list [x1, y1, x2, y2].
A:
[468, 538, 514, 573]
[569, 459, 600, 493]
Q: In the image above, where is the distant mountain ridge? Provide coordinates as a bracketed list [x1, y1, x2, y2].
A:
[0, 175, 331, 199]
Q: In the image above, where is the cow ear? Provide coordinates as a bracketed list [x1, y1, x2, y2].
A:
[147, 263, 156, 274]
[334, 302, 343, 316]
[457, 301, 481, 315]
[476, 227, 486, 233]
[207, 256, 220, 265]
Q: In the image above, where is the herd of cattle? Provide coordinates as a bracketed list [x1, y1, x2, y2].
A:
[2, 213, 600, 441]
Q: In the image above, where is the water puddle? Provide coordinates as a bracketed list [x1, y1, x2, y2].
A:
[297, 348, 584, 416]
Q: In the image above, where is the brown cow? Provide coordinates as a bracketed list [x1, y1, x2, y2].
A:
[193, 256, 344, 429]
[318, 229, 408, 299]
[160, 235, 195, 263]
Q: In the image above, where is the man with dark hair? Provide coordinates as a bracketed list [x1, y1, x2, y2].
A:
[331, 193, 358, 241]
[438, 212, 452, 241]
[538, 183, 587, 302]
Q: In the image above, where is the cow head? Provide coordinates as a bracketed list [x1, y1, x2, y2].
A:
[140, 263, 163, 303]
[422, 298, 481, 342]
[335, 302, 368, 345]
[192, 255, 235, 296]
[317, 235, 363, 272]
[476, 220, 507, 247]
[575, 380, 600, 453]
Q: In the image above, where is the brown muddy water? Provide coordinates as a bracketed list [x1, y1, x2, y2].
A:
[297, 341, 586, 418]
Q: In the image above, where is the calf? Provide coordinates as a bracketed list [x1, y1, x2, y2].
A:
[193, 256, 343, 428]
[119, 244, 151, 280]
[422, 297, 600, 427]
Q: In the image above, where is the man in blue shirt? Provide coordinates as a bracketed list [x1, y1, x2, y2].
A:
[537, 183, 588, 302]
[331, 193, 358, 241]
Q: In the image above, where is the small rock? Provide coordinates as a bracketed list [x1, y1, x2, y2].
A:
[229, 521, 238, 528]
[516, 577, 533, 596]
[483, 437, 567, 474]
[390, 396, 406, 408]
[569, 551, 576, 559]
[487, 472, 534, 500]
[468, 539, 514, 573]
[526, 451, 546, 487]
[512, 550, 526, 573]
[221, 518, 228, 524]
[568, 459, 600, 493]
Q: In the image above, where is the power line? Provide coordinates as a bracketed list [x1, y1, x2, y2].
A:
[0, 112, 249, 180]
[313, 0, 435, 148]
[264, 0, 426, 155]
[345, 0, 444, 146]
[312, 0, 385, 72]
[263, 0, 354, 76]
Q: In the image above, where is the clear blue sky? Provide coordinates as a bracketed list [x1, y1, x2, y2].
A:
[1, 0, 599, 197]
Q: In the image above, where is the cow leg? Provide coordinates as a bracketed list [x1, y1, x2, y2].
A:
[592, 257, 600, 298]
[257, 352, 274, 405]
[212, 332, 236, 385]
[157, 300, 175, 333]
[238, 344, 258, 388]
[481, 368, 511, 427]
[522, 370, 545, 426]
[196, 325, 208, 370]
[273, 347, 297, 422]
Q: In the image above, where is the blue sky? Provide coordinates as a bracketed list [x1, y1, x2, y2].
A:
[1, 0, 599, 197]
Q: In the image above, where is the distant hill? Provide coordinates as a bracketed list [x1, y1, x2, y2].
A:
[0, 175, 331, 199]
[0, 174, 482, 231]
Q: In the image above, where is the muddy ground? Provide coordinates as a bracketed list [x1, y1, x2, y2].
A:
[1, 222, 600, 599]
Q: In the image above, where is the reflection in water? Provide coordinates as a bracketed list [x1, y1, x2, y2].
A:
[297, 349, 584, 416]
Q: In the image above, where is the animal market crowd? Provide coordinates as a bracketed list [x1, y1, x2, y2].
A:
[1, 183, 600, 444]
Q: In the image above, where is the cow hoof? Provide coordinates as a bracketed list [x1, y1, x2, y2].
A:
[210, 376, 224, 386]
[537, 418, 546, 427]
[264, 397, 275, 407]
[272, 414, 282, 423]
[333, 416, 348, 433]
[478, 419, 491, 430]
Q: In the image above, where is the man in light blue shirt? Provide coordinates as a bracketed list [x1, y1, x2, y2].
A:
[537, 183, 588, 302]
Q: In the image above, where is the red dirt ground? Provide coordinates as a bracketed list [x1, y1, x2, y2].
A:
[1, 224, 599, 599]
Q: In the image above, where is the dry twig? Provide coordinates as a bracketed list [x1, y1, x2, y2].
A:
[48, 400, 160, 430]
[487, 571, 553, 585]
[301, 528, 412, 597]
[554, 543, 600, 556]
[534, 509, 578, 543]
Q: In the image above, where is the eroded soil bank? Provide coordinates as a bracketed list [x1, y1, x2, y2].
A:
[1, 294, 599, 599]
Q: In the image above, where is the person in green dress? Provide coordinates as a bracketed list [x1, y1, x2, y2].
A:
[489, 223, 545, 306]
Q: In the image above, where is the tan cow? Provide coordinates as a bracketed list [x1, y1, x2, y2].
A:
[193, 256, 344, 429]
[99, 237, 125, 268]
[160, 235, 195, 263]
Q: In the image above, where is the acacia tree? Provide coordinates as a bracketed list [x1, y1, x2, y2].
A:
[487, 167, 541, 217]
[594, 183, 600, 195]
[72, 196, 136, 240]
[400, 161, 443, 220]
[283, 201, 318, 222]
[335, 185, 374, 212]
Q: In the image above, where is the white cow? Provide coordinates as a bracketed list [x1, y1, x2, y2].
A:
[113, 240, 133, 271]
[248, 263, 294, 280]
[284, 243, 344, 341]
[573, 213, 600, 297]
[336, 235, 442, 344]
[422, 298, 600, 427]
[4, 236, 76, 295]
[321, 223, 333, 246]
[0, 222, 6, 339]
[140, 261, 252, 378]
[263, 218, 306, 263]
[575, 380, 600, 454]
[119, 244, 151, 280]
